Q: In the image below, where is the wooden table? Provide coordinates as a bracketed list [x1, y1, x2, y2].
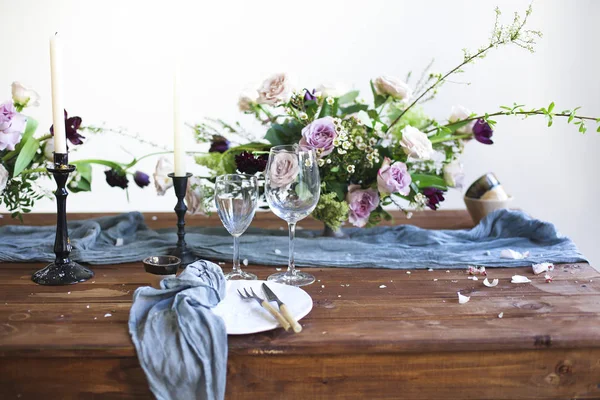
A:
[1, 211, 599, 399]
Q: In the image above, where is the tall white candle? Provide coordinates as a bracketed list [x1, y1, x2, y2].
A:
[173, 67, 186, 176]
[49, 33, 67, 154]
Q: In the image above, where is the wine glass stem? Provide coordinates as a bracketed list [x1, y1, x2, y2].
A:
[287, 222, 297, 276]
[232, 235, 241, 274]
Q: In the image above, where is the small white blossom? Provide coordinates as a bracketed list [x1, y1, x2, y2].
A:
[298, 112, 308, 120]
[369, 138, 378, 146]
[326, 97, 335, 105]
[342, 141, 352, 150]
[366, 153, 374, 161]
[337, 148, 347, 155]
[326, 159, 332, 164]
[318, 159, 325, 167]
[332, 138, 341, 147]
[347, 165, 355, 173]
[357, 142, 367, 151]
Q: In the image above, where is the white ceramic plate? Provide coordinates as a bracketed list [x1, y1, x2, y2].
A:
[213, 280, 313, 335]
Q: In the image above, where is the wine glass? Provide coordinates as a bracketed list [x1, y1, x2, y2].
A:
[215, 174, 259, 280]
[264, 145, 320, 286]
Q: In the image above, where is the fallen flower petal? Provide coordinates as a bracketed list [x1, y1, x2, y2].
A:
[467, 265, 487, 275]
[457, 292, 470, 304]
[501, 249, 530, 259]
[532, 262, 554, 275]
[511, 275, 532, 283]
[498, 312, 504, 318]
[483, 278, 499, 287]
[379, 285, 387, 289]
[545, 274, 553, 283]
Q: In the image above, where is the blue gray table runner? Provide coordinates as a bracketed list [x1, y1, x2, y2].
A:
[0, 209, 586, 268]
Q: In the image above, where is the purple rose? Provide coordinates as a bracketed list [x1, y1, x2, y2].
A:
[133, 171, 150, 188]
[473, 119, 493, 145]
[377, 157, 412, 196]
[299, 116, 337, 158]
[0, 101, 27, 151]
[422, 187, 446, 210]
[346, 184, 379, 227]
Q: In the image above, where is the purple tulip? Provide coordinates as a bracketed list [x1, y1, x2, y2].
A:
[104, 169, 129, 189]
[235, 151, 268, 175]
[422, 187, 446, 210]
[133, 171, 150, 188]
[50, 110, 85, 146]
[473, 119, 493, 145]
[209, 135, 230, 153]
[304, 89, 317, 102]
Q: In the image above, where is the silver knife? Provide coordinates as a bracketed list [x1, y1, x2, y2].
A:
[262, 283, 302, 333]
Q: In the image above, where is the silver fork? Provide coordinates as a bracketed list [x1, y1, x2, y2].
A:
[237, 287, 291, 331]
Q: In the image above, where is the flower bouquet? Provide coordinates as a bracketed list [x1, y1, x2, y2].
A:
[193, 6, 600, 233]
[0, 82, 156, 219]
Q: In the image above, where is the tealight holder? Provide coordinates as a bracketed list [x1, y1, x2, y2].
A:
[32, 153, 94, 285]
[168, 173, 198, 268]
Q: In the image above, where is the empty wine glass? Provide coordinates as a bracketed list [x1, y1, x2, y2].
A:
[265, 145, 320, 286]
[215, 174, 259, 280]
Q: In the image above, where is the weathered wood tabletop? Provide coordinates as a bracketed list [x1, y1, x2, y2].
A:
[1, 211, 599, 400]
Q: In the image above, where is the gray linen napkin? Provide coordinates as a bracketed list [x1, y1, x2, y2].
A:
[128, 260, 227, 400]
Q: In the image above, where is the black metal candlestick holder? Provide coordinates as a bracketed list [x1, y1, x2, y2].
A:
[32, 153, 94, 285]
[168, 173, 198, 268]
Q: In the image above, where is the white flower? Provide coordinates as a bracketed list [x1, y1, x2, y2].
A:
[316, 82, 348, 98]
[448, 105, 475, 134]
[237, 91, 256, 112]
[153, 157, 174, 196]
[347, 165, 355, 173]
[43, 140, 55, 161]
[325, 97, 335, 105]
[400, 126, 434, 160]
[373, 76, 412, 101]
[443, 160, 465, 189]
[0, 164, 9, 193]
[298, 112, 308, 120]
[185, 176, 206, 215]
[257, 73, 292, 105]
[317, 159, 325, 167]
[11, 82, 40, 108]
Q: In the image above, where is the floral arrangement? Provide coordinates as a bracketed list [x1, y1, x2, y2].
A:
[0, 83, 157, 219]
[193, 6, 600, 231]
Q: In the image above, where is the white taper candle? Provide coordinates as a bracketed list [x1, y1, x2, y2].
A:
[49, 33, 67, 154]
[173, 66, 185, 176]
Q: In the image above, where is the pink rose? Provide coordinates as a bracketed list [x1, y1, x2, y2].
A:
[346, 184, 379, 227]
[269, 151, 299, 188]
[377, 157, 411, 196]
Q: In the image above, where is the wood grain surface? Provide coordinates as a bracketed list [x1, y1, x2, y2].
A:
[1, 211, 599, 400]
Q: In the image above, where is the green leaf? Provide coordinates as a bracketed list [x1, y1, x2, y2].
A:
[13, 136, 40, 176]
[340, 104, 369, 115]
[547, 119, 553, 127]
[548, 102, 555, 113]
[337, 90, 359, 105]
[1, 118, 39, 163]
[68, 162, 92, 193]
[325, 181, 346, 201]
[294, 182, 313, 202]
[410, 174, 448, 190]
[370, 80, 387, 108]
[329, 166, 340, 173]
[265, 121, 302, 146]
[596, 125, 600, 133]
[355, 110, 373, 128]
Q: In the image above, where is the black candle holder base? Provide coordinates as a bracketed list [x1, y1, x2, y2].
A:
[169, 246, 198, 268]
[32, 261, 94, 286]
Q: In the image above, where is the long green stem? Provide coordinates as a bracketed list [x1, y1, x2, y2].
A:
[386, 45, 493, 134]
[426, 111, 599, 135]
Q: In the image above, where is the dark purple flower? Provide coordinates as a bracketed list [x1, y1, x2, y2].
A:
[473, 119, 493, 145]
[304, 88, 317, 102]
[104, 169, 129, 189]
[235, 151, 268, 175]
[209, 135, 230, 153]
[50, 110, 85, 146]
[422, 187, 446, 210]
[133, 171, 150, 188]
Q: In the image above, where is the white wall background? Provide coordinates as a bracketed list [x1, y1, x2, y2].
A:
[1, 0, 599, 265]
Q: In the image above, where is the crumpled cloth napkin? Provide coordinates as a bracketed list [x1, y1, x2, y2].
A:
[128, 260, 227, 400]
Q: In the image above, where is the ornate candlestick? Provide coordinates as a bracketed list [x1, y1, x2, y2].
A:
[32, 153, 94, 285]
[168, 173, 198, 268]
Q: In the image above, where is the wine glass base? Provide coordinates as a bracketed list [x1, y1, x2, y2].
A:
[267, 270, 315, 287]
[225, 270, 257, 280]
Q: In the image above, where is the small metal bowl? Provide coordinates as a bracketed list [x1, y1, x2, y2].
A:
[143, 256, 181, 275]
